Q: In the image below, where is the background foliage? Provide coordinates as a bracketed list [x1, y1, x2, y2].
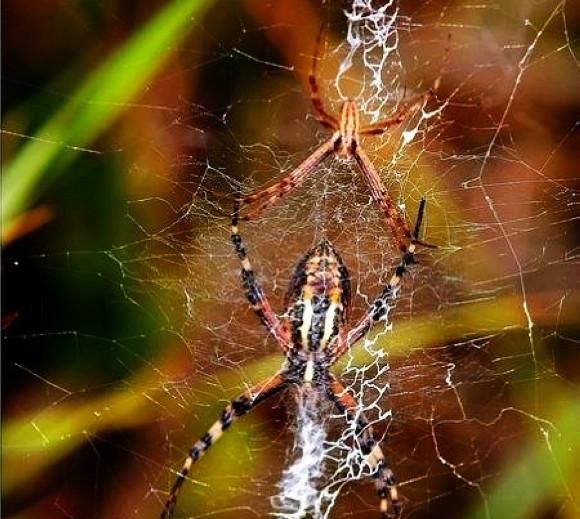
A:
[2, 1, 579, 519]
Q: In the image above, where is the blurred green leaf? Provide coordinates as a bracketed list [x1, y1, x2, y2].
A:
[2, 0, 213, 233]
[4, 293, 569, 498]
[467, 397, 580, 519]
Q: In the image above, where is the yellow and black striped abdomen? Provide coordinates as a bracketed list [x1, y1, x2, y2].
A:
[285, 240, 350, 352]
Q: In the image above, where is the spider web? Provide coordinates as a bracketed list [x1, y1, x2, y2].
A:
[2, 1, 579, 519]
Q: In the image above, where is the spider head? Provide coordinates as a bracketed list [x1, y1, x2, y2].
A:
[336, 100, 360, 157]
[284, 240, 351, 352]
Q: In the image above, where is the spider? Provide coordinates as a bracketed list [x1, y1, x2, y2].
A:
[240, 38, 439, 258]
[160, 195, 430, 519]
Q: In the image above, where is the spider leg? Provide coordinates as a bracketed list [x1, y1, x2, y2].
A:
[232, 198, 290, 350]
[241, 138, 335, 221]
[160, 372, 288, 519]
[308, 27, 339, 130]
[332, 199, 429, 359]
[353, 144, 414, 253]
[326, 374, 400, 518]
[361, 35, 447, 137]
[359, 83, 438, 136]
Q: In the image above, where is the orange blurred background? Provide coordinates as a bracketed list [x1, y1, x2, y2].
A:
[3, 1, 579, 519]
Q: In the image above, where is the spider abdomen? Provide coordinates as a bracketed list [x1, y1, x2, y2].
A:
[285, 240, 350, 353]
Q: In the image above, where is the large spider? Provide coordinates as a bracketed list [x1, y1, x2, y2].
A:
[160, 196, 430, 519]
[240, 40, 439, 258]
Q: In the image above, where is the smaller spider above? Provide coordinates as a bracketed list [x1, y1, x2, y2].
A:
[240, 35, 440, 261]
[159, 195, 431, 519]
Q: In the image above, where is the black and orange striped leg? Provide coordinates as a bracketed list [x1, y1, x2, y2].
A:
[160, 373, 288, 519]
[332, 198, 434, 362]
[231, 198, 289, 348]
[326, 375, 401, 519]
[342, 228, 417, 351]
[332, 198, 430, 359]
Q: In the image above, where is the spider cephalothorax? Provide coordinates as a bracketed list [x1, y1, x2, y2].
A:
[335, 100, 360, 157]
[160, 198, 431, 519]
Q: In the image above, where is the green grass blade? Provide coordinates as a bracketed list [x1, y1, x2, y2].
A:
[2, 0, 213, 229]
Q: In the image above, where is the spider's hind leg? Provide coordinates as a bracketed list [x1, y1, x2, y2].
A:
[160, 373, 288, 519]
[326, 375, 401, 518]
[359, 89, 431, 136]
[360, 68, 442, 137]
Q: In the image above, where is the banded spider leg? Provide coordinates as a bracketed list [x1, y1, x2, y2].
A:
[160, 197, 433, 518]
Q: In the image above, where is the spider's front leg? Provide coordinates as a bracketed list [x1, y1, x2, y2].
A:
[359, 85, 437, 136]
[308, 27, 339, 130]
[326, 374, 401, 518]
[331, 199, 429, 362]
[160, 372, 288, 519]
[354, 146, 408, 251]
[353, 146, 433, 255]
[232, 197, 290, 350]
[240, 138, 335, 222]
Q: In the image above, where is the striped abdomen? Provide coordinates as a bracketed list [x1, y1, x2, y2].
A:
[285, 240, 350, 353]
